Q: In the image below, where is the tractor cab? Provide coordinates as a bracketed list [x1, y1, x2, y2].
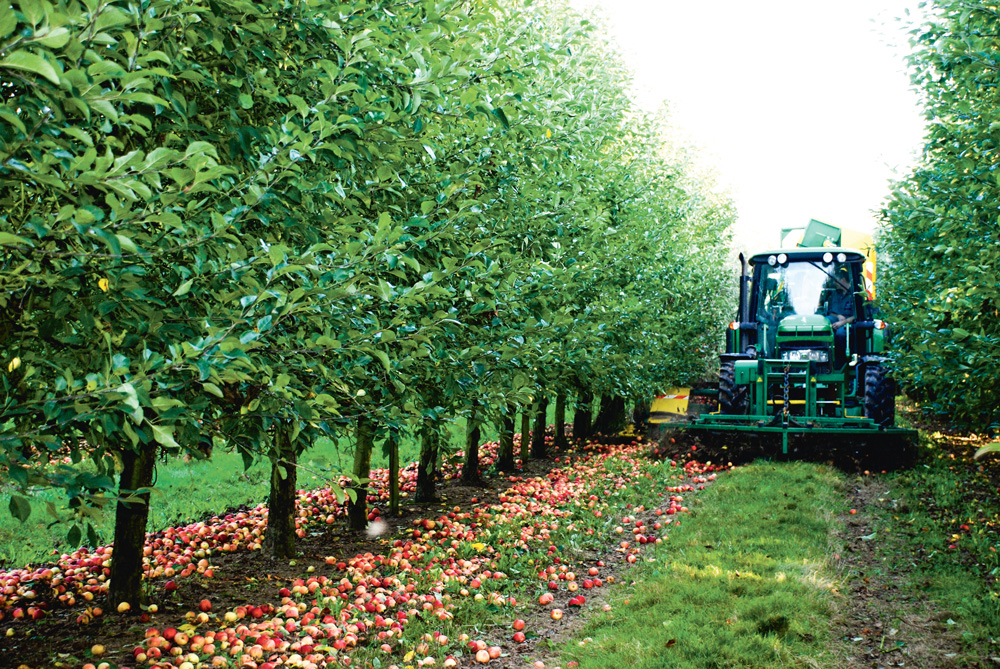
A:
[748, 249, 868, 367]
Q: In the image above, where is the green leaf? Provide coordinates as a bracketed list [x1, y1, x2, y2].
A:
[203, 382, 224, 398]
[0, 232, 31, 246]
[9, 495, 31, 523]
[1, 50, 60, 85]
[86, 523, 99, 548]
[151, 425, 180, 449]
[494, 107, 510, 129]
[115, 382, 143, 424]
[173, 278, 194, 297]
[238, 93, 253, 109]
[33, 26, 70, 49]
[974, 442, 1000, 460]
[67, 524, 82, 548]
[0, 6, 17, 39]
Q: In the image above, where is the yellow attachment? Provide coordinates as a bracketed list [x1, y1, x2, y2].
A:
[650, 388, 691, 423]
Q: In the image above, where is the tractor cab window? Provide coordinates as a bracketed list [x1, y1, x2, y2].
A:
[755, 260, 859, 324]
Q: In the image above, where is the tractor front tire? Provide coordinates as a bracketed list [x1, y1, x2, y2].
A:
[864, 363, 895, 428]
[719, 361, 748, 415]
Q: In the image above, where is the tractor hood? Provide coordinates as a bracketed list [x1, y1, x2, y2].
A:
[776, 313, 834, 352]
[777, 313, 833, 337]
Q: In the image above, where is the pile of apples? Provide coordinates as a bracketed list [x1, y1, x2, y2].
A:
[2, 433, 726, 668]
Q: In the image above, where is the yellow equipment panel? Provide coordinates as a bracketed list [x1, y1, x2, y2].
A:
[649, 388, 691, 424]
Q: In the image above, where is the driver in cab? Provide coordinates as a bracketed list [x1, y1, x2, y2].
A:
[827, 267, 856, 331]
[826, 266, 856, 363]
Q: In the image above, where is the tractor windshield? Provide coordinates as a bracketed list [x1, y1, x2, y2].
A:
[755, 260, 856, 325]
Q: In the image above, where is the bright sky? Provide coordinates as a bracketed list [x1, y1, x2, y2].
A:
[567, 0, 928, 254]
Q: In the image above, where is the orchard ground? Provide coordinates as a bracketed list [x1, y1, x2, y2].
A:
[1, 417, 998, 669]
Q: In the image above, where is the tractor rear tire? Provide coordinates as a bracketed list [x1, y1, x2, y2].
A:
[719, 361, 748, 415]
[864, 363, 895, 428]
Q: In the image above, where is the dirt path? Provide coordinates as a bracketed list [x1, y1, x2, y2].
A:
[829, 475, 969, 668]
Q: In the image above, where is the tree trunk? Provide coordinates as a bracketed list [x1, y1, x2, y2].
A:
[461, 406, 482, 485]
[264, 427, 298, 559]
[633, 397, 652, 427]
[554, 393, 568, 449]
[531, 395, 549, 459]
[573, 389, 593, 441]
[388, 431, 400, 516]
[416, 425, 438, 503]
[520, 409, 531, 463]
[347, 417, 375, 531]
[108, 443, 156, 609]
[593, 395, 627, 435]
[496, 408, 516, 472]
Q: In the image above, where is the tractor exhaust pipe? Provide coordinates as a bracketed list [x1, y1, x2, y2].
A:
[738, 253, 751, 351]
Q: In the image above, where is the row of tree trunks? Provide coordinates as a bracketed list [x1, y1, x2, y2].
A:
[108, 387, 604, 608]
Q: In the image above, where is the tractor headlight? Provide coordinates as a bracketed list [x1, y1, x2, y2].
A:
[780, 349, 830, 363]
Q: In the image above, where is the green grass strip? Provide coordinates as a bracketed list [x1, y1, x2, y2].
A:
[561, 461, 841, 668]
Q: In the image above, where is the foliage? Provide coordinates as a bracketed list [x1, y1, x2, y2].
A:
[0, 0, 735, 596]
[881, 1, 1000, 430]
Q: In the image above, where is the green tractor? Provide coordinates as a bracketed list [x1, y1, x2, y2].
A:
[687, 221, 916, 457]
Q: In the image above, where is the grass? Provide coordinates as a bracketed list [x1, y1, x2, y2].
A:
[559, 460, 843, 668]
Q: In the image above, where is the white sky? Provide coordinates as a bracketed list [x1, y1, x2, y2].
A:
[567, 0, 928, 254]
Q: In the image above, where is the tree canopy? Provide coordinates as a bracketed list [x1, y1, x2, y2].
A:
[881, 0, 1000, 431]
[0, 0, 735, 604]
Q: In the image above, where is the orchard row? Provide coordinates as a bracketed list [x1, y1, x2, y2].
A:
[2, 438, 725, 669]
[0, 0, 735, 611]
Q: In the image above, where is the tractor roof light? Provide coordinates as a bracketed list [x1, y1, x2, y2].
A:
[822, 252, 833, 264]
[767, 255, 777, 266]
[836, 253, 847, 263]
[777, 253, 788, 265]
